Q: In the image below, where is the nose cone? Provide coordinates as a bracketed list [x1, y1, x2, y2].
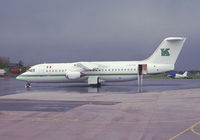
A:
[16, 75, 22, 80]
[16, 72, 29, 81]
[16, 74, 25, 81]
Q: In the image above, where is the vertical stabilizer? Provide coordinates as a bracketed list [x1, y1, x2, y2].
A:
[144, 37, 186, 65]
[183, 71, 188, 76]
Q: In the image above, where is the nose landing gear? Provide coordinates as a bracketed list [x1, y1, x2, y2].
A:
[25, 82, 31, 88]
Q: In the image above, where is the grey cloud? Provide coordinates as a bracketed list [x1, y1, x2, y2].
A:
[0, 0, 200, 70]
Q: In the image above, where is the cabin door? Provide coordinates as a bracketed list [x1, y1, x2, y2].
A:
[138, 64, 147, 75]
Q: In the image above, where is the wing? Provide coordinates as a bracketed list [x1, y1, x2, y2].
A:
[75, 62, 104, 71]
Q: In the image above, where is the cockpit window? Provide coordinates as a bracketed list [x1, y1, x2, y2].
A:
[28, 69, 35, 72]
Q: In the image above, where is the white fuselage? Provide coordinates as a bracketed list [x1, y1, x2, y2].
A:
[17, 61, 173, 83]
[16, 37, 186, 85]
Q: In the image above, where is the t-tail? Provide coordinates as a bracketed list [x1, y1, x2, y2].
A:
[142, 37, 186, 73]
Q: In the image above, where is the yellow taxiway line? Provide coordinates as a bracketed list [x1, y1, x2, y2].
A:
[169, 121, 200, 140]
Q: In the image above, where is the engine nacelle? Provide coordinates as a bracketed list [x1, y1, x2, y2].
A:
[66, 71, 82, 80]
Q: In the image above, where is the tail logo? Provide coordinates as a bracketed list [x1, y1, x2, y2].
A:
[161, 48, 170, 56]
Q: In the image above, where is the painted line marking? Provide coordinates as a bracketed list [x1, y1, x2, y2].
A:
[191, 122, 200, 136]
[1, 117, 200, 138]
[169, 121, 200, 140]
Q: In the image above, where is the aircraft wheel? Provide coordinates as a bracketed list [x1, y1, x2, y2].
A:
[96, 83, 101, 87]
[25, 82, 31, 88]
[90, 83, 101, 88]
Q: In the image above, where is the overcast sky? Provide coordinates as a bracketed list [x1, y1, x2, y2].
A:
[0, 0, 200, 70]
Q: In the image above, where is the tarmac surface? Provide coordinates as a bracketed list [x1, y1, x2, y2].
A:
[0, 78, 200, 140]
[1, 77, 200, 95]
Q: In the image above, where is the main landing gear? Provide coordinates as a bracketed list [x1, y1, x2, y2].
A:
[90, 83, 101, 88]
[88, 76, 101, 88]
[25, 82, 31, 88]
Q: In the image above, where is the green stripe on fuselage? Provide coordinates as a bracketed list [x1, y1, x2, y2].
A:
[85, 73, 137, 76]
[19, 74, 64, 77]
[18, 73, 137, 77]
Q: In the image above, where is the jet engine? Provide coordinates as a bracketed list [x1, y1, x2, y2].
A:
[66, 71, 82, 79]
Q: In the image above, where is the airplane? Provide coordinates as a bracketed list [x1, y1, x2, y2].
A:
[16, 37, 186, 88]
[165, 71, 188, 79]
